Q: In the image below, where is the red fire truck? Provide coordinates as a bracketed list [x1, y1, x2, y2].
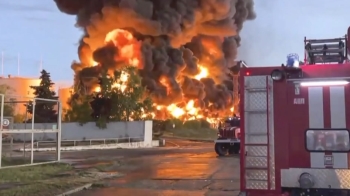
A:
[239, 27, 350, 195]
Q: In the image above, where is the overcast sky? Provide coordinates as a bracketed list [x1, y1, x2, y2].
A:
[0, 0, 349, 86]
[238, 0, 350, 66]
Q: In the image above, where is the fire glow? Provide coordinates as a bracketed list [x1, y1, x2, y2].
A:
[91, 28, 221, 121]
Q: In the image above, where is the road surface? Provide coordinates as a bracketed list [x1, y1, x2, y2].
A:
[63, 139, 241, 196]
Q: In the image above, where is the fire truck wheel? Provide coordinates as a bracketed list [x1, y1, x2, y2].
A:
[215, 143, 228, 156]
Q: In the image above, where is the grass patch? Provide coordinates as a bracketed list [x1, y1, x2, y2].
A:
[0, 162, 72, 183]
[0, 161, 93, 196]
[1, 157, 31, 167]
[164, 128, 217, 140]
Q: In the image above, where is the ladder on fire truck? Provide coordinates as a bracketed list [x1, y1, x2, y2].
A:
[243, 75, 275, 190]
[304, 34, 348, 64]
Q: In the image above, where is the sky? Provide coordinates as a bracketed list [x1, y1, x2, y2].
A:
[0, 0, 350, 87]
[238, 0, 350, 66]
[0, 0, 81, 87]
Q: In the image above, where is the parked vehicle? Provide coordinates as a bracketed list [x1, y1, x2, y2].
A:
[214, 116, 240, 156]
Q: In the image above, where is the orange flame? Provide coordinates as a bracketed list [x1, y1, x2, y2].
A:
[105, 29, 141, 68]
[194, 65, 208, 80]
[89, 28, 223, 123]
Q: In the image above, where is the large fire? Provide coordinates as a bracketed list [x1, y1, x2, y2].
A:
[91, 28, 229, 123]
[53, 0, 257, 126]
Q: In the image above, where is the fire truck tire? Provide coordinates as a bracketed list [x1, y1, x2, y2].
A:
[215, 143, 228, 156]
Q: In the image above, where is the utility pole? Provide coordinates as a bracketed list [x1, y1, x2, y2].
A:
[1, 51, 3, 76]
[39, 56, 42, 73]
[17, 53, 20, 76]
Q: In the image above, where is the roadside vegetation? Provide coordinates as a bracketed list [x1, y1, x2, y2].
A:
[153, 119, 217, 140]
[0, 158, 119, 196]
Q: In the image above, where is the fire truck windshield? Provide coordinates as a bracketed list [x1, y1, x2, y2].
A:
[306, 129, 350, 152]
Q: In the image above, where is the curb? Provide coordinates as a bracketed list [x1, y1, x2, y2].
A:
[56, 183, 92, 196]
[188, 139, 214, 143]
[161, 136, 214, 143]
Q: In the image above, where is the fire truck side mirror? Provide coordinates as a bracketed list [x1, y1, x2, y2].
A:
[271, 69, 284, 81]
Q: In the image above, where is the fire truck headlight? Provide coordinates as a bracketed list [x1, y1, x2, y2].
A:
[298, 172, 314, 189]
[271, 69, 284, 81]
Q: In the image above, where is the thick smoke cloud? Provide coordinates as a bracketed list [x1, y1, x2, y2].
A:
[54, 0, 255, 115]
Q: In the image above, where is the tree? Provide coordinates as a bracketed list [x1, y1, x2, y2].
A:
[89, 71, 113, 128]
[64, 94, 93, 125]
[109, 66, 153, 122]
[92, 66, 153, 128]
[28, 70, 58, 123]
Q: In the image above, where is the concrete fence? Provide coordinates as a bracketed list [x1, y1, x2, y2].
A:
[9, 121, 153, 147]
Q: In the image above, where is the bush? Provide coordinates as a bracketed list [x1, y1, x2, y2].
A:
[152, 120, 166, 133]
[183, 120, 201, 129]
[199, 119, 211, 128]
[164, 118, 183, 129]
[154, 119, 212, 133]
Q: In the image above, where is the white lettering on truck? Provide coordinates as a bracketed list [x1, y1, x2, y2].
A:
[294, 98, 305, 104]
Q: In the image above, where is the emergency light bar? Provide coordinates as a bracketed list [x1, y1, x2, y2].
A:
[300, 80, 349, 87]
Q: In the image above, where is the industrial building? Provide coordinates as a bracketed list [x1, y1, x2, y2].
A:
[0, 76, 75, 120]
[0, 76, 74, 117]
[0, 75, 41, 115]
[57, 87, 72, 114]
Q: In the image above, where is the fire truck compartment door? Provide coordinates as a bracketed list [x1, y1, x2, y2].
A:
[308, 86, 348, 169]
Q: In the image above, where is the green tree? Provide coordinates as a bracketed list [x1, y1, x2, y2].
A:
[0, 84, 15, 117]
[89, 70, 113, 128]
[27, 70, 58, 123]
[110, 66, 153, 121]
[92, 66, 153, 128]
[64, 94, 93, 125]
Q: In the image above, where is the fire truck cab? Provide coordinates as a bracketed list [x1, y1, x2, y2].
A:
[239, 27, 350, 195]
[215, 116, 241, 156]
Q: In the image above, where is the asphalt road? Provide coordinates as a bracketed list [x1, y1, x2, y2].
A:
[63, 139, 241, 196]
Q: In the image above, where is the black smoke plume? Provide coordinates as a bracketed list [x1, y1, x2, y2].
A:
[54, 0, 255, 117]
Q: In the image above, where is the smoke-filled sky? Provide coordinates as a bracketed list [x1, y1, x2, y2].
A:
[0, 0, 349, 86]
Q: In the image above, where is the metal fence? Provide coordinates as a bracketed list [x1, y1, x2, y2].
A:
[0, 95, 62, 169]
[28, 137, 143, 149]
